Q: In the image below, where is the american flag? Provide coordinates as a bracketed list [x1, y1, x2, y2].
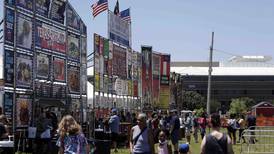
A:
[92, 0, 108, 18]
[120, 8, 131, 22]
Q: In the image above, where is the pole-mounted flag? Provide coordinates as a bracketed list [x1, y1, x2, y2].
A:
[120, 8, 131, 22]
[114, 0, 119, 15]
[92, 0, 108, 18]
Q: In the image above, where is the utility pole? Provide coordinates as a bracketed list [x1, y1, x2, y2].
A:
[207, 32, 214, 115]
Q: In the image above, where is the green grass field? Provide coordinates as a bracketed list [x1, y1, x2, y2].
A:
[111, 129, 243, 154]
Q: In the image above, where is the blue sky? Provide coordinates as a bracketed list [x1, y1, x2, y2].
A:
[2, 0, 274, 62]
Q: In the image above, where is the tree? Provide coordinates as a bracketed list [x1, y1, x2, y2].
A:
[229, 98, 247, 115]
[239, 97, 256, 109]
[182, 91, 206, 111]
[210, 99, 221, 113]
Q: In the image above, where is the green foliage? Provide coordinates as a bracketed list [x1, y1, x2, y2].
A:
[239, 97, 256, 109]
[194, 108, 205, 117]
[229, 98, 248, 115]
[210, 99, 221, 113]
[183, 91, 206, 111]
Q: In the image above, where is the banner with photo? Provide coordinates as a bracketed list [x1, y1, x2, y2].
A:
[35, 0, 51, 17]
[4, 50, 14, 86]
[137, 52, 142, 97]
[81, 37, 87, 64]
[99, 74, 103, 92]
[141, 46, 152, 106]
[35, 20, 66, 53]
[108, 41, 113, 76]
[4, 8, 15, 45]
[68, 66, 80, 93]
[127, 49, 132, 79]
[94, 34, 100, 74]
[152, 53, 161, 106]
[81, 65, 87, 94]
[67, 33, 80, 61]
[103, 39, 109, 75]
[160, 54, 170, 85]
[132, 51, 138, 81]
[16, 54, 33, 88]
[113, 44, 127, 79]
[67, 3, 80, 30]
[108, 11, 130, 47]
[16, 94, 32, 128]
[50, 0, 66, 24]
[95, 73, 100, 92]
[4, 92, 13, 120]
[17, 13, 33, 50]
[53, 57, 65, 82]
[17, 0, 33, 11]
[128, 80, 133, 96]
[36, 53, 50, 79]
[5, 0, 15, 7]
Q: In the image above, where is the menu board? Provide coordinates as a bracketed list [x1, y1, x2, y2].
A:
[35, 81, 51, 98]
[4, 92, 13, 120]
[4, 50, 14, 86]
[16, 94, 32, 128]
[50, 0, 66, 24]
[52, 84, 66, 99]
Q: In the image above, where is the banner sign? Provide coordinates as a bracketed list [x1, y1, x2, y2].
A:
[68, 33, 80, 61]
[108, 41, 113, 76]
[95, 73, 100, 92]
[152, 53, 161, 106]
[108, 11, 130, 47]
[35, 0, 51, 17]
[67, 3, 80, 30]
[36, 20, 66, 53]
[133, 80, 138, 97]
[81, 66, 87, 94]
[53, 57, 65, 82]
[16, 54, 33, 88]
[4, 50, 14, 86]
[141, 46, 152, 106]
[80, 20, 87, 34]
[113, 44, 127, 79]
[160, 54, 170, 85]
[17, 13, 33, 50]
[68, 65, 80, 93]
[4, 92, 13, 120]
[17, 0, 33, 11]
[94, 34, 100, 74]
[52, 84, 66, 99]
[81, 37, 87, 64]
[36, 53, 50, 79]
[127, 49, 132, 79]
[4, 8, 15, 45]
[35, 81, 51, 98]
[16, 94, 32, 128]
[132, 51, 138, 80]
[50, 0, 66, 24]
[159, 86, 170, 109]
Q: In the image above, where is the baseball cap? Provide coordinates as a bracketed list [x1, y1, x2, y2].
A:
[111, 108, 117, 113]
[179, 143, 189, 153]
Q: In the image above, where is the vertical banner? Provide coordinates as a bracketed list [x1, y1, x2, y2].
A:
[94, 34, 100, 75]
[67, 3, 80, 30]
[141, 46, 152, 109]
[17, 0, 33, 11]
[95, 74, 100, 92]
[4, 50, 14, 86]
[68, 33, 80, 61]
[81, 37, 87, 64]
[16, 94, 32, 128]
[4, 8, 15, 45]
[112, 45, 127, 79]
[5, 0, 15, 7]
[17, 13, 33, 50]
[81, 65, 87, 94]
[36, 53, 50, 79]
[16, 54, 33, 88]
[152, 53, 161, 107]
[159, 54, 171, 109]
[50, 0, 66, 24]
[53, 57, 65, 82]
[4, 92, 13, 120]
[137, 53, 142, 98]
[68, 66, 80, 93]
[103, 39, 109, 75]
[35, 0, 51, 17]
[108, 41, 113, 76]
[127, 49, 132, 79]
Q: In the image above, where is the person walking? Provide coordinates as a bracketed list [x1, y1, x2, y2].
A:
[108, 108, 120, 152]
[184, 113, 192, 144]
[200, 113, 207, 140]
[227, 114, 237, 144]
[237, 115, 246, 143]
[130, 113, 155, 154]
[56, 115, 89, 154]
[200, 113, 234, 154]
[192, 112, 199, 143]
[170, 110, 180, 154]
[246, 111, 256, 144]
[157, 131, 172, 154]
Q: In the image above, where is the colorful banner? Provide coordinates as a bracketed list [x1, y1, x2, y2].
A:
[137, 52, 142, 97]
[108, 41, 113, 76]
[160, 54, 170, 85]
[4, 8, 14, 45]
[95, 73, 100, 92]
[68, 33, 80, 61]
[127, 49, 132, 79]
[16, 54, 33, 88]
[152, 53, 161, 106]
[50, 0, 66, 24]
[133, 81, 138, 97]
[81, 37, 87, 64]
[113, 44, 127, 79]
[35, 0, 51, 17]
[68, 66, 80, 93]
[132, 51, 138, 80]
[17, 13, 33, 50]
[81, 65, 87, 94]
[17, 0, 33, 11]
[16, 94, 32, 128]
[53, 57, 65, 81]
[141, 46, 152, 107]
[36, 53, 50, 79]
[35, 20, 66, 53]
[108, 11, 130, 47]
[128, 80, 133, 96]
[67, 3, 80, 30]
[94, 34, 100, 74]
[159, 86, 170, 109]
[4, 50, 14, 86]
[4, 92, 13, 120]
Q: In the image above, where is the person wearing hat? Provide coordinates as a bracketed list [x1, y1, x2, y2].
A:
[179, 143, 190, 154]
[109, 108, 120, 152]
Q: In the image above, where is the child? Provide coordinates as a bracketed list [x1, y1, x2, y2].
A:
[158, 131, 172, 154]
[179, 143, 191, 154]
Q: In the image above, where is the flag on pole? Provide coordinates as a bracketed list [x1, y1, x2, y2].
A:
[114, 0, 119, 15]
[92, 0, 108, 18]
[120, 8, 131, 22]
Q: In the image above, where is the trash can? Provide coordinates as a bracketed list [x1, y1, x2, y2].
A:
[94, 139, 111, 154]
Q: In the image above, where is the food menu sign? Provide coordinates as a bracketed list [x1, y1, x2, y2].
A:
[35, 20, 66, 53]
[35, 81, 51, 98]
